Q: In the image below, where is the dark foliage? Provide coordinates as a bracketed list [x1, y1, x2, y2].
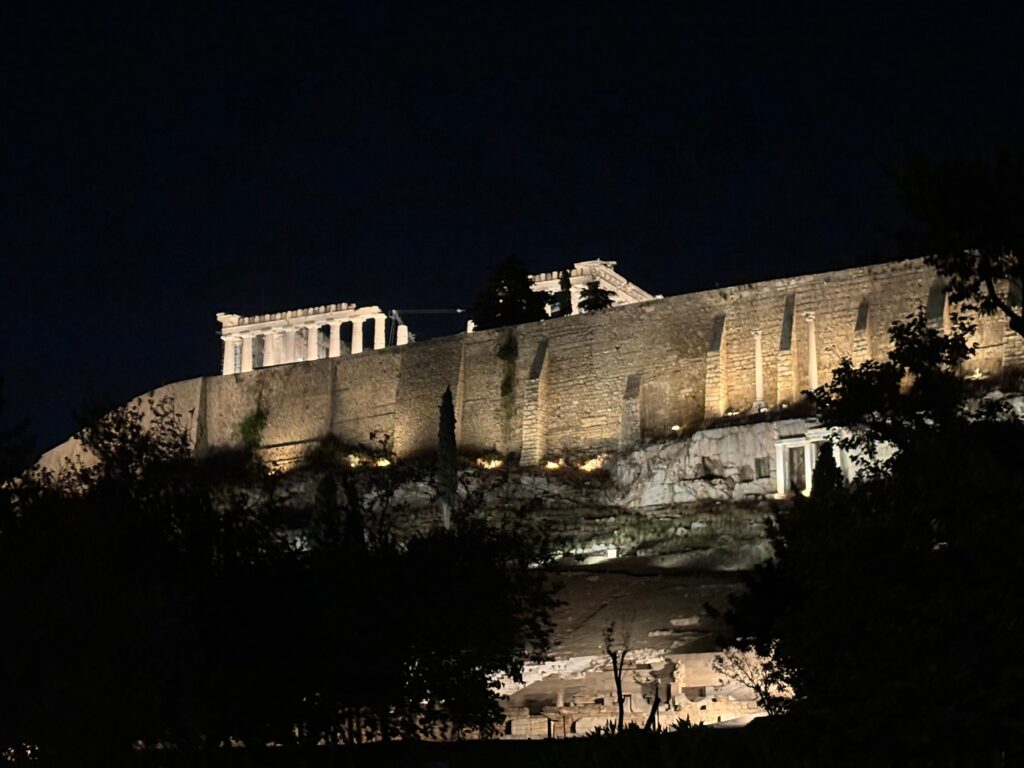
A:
[809, 441, 841, 498]
[578, 281, 615, 313]
[0, 400, 556, 759]
[469, 255, 550, 331]
[0, 376, 33, 482]
[548, 270, 573, 317]
[726, 308, 1024, 753]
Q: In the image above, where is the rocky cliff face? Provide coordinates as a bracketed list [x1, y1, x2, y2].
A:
[264, 419, 800, 571]
[609, 419, 805, 507]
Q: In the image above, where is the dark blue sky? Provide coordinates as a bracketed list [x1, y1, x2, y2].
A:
[3, 1, 1023, 451]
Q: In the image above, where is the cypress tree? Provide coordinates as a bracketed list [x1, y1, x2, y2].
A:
[811, 441, 843, 496]
[549, 269, 573, 317]
[437, 386, 458, 527]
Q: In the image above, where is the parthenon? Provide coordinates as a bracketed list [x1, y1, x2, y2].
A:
[216, 302, 408, 376]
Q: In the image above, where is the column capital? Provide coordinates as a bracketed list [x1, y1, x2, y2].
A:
[752, 328, 762, 338]
[804, 311, 816, 322]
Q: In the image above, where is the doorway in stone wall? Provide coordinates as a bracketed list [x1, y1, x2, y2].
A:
[787, 445, 806, 492]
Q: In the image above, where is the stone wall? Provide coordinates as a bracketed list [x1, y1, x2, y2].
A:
[38, 258, 1023, 471]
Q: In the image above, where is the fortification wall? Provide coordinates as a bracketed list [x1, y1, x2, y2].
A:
[38, 258, 1023, 472]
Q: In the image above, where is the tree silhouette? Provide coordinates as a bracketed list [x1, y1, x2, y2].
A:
[548, 269, 574, 317]
[602, 620, 631, 733]
[469, 255, 550, 330]
[897, 148, 1024, 337]
[436, 385, 458, 528]
[810, 441, 842, 497]
[579, 280, 615, 313]
[725, 308, 1024, 755]
[0, 397, 558, 756]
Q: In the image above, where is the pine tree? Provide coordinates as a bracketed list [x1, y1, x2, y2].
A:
[578, 280, 615, 313]
[469, 255, 550, 330]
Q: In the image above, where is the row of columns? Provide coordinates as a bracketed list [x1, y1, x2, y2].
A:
[746, 311, 818, 413]
[222, 313, 406, 375]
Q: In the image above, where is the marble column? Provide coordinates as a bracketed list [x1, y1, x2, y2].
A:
[775, 442, 786, 498]
[240, 334, 254, 373]
[284, 328, 298, 363]
[328, 321, 342, 358]
[373, 314, 387, 350]
[306, 325, 319, 361]
[351, 318, 364, 355]
[805, 312, 818, 391]
[264, 331, 280, 366]
[396, 324, 410, 345]
[222, 335, 239, 375]
[262, 333, 276, 367]
[803, 441, 816, 496]
[752, 330, 765, 411]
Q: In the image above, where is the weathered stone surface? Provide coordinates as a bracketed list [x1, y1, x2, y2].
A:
[43, 258, 1022, 473]
[610, 419, 816, 508]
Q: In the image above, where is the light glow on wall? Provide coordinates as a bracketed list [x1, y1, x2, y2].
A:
[544, 459, 565, 470]
[374, 457, 392, 467]
[577, 454, 607, 472]
[476, 457, 504, 469]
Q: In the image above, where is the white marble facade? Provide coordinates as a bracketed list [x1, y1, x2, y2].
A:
[217, 303, 407, 376]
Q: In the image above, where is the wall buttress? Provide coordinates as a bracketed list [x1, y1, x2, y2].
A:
[703, 314, 728, 419]
[520, 340, 550, 466]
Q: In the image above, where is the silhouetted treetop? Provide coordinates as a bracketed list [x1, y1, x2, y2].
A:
[470, 255, 550, 331]
[726, 302, 1024, 753]
[548, 269, 573, 317]
[579, 280, 615, 313]
[897, 147, 1024, 337]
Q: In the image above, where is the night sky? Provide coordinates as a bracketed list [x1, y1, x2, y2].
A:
[3, 2, 1023, 452]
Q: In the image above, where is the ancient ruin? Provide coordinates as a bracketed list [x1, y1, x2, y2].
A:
[216, 302, 408, 376]
[48, 257, 1016, 476]
[529, 259, 658, 315]
[37, 257, 1024, 736]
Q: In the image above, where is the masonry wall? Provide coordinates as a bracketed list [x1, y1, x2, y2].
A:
[38, 259, 1024, 472]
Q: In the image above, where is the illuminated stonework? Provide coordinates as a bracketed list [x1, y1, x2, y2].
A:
[40, 258, 1024, 484]
[530, 259, 658, 314]
[216, 302, 408, 376]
